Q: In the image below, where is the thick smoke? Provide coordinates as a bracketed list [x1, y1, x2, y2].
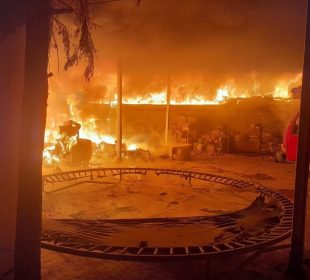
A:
[90, 0, 306, 93]
[49, 0, 307, 102]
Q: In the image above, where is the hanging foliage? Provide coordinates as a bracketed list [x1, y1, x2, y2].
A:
[50, 0, 142, 81]
[1, 0, 142, 81]
[50, 0, 97, 81]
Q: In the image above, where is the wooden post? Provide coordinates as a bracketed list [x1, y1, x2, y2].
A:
[165, 72, 171, 146]
[288, 0, 310, 276]
[116, 61, 123, 161]
[0, 24, 25, 280]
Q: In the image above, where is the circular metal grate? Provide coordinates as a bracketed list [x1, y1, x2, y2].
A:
[42, 168, 293, 261]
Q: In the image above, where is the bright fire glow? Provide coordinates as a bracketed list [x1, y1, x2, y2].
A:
[107, 80, 251, 105]
[79, 120, 116, 144]
[121, 91, 227, 105]
[273, 73, 302, 98]
[43, 94, 141, 163]
[113, 74, 301, 105]
[127, 144, 138, 151]
[44, 128, 59, 143]
[110, 84, 248, 106]
[43, 145, 60, 164]
[273, 84, 289, 99]
[123, 92, 167, 105]
[215, 87, 229, 102]
[44, 72, 302, 164]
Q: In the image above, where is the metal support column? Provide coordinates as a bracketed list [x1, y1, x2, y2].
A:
[116, 62, 123, 161]
[165, 72, 171, 146]
[288, 1, 310, 276]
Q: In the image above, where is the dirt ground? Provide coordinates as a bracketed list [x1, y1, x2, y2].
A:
[41, 155, 310, 280]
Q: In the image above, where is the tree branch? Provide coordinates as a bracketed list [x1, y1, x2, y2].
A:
[88, 0, 121, 5]
[50, 8, 73, 15]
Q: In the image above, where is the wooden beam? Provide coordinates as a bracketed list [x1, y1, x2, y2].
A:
[14, 1, 50, 279]
[0, 23, 25, 280]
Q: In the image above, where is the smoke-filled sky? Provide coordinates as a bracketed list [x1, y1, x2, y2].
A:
[49, 0, 307, 99]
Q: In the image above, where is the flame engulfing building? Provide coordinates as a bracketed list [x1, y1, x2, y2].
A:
[44, 0, 306, 164]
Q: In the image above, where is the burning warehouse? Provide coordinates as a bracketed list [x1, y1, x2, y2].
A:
[44, 80, 301, 165]
[43, 0, 306, 165]
[0, 1, 310, 280]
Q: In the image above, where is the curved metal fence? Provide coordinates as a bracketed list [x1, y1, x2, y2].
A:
[42, 168, 293, 261]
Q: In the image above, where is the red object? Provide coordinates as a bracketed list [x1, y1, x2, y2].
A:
[283, 113, 299, 161]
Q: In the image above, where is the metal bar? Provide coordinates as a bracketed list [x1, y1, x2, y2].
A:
[154, 247, 158, 255]
[224, 243, 234, 250]
[119, 169, 122, 183]
[164, 71, 171, 146]
[137, 247, 144, 255]
[103, 246, 112, 253]
[116, 61, 123, 162]
[185, 246, 189, 254]
[120, 247, 128, 254]
[288, 1, 310, 276]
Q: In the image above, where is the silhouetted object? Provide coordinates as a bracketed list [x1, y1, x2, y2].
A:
[165, 72, 171, 146]
[288, 0, 310, 276]
[55, 120, 92, 166]
[282, 113, 299, 162]
[116, 62, 123, 161]
[14, 2, 50, 279]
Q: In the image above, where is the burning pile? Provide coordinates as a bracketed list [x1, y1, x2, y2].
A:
[43, 120, 92, 166]
[43, 120, 148, 166]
